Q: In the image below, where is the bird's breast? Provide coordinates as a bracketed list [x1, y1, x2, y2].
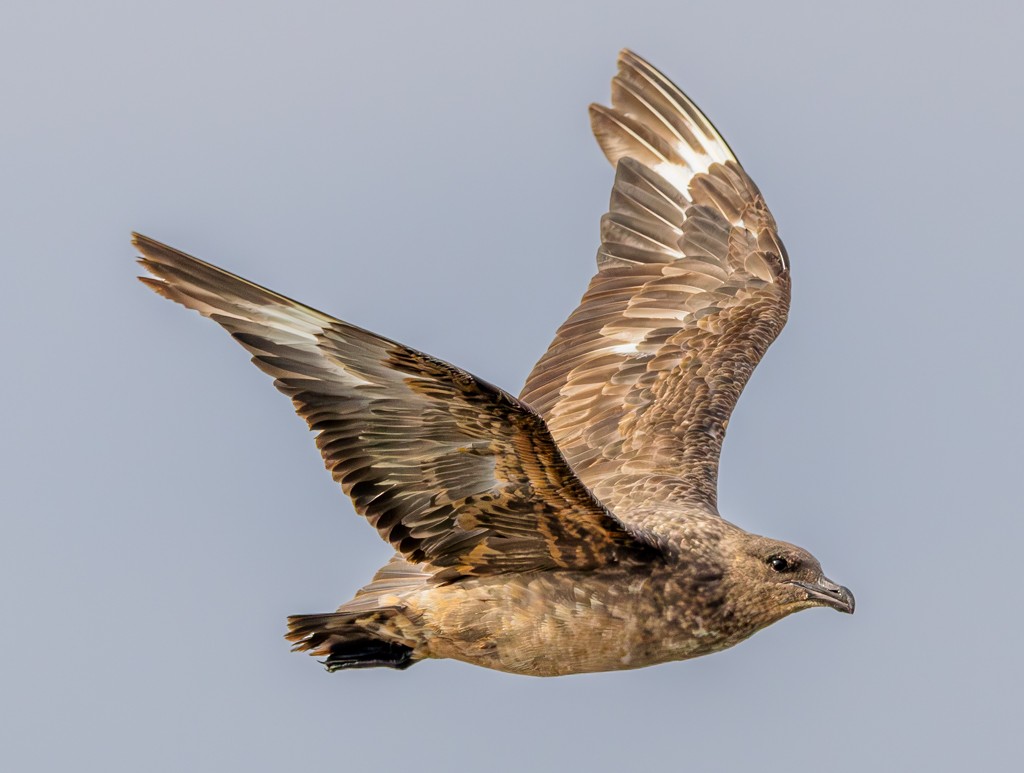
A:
[412, 565, 735, 676]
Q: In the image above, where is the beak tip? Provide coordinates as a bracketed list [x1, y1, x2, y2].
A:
[840, 586, 855, 615]
[791, 578, 855, 614]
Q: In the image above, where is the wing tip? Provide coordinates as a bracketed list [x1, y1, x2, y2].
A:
[134, 233, 177, 296]
[132, 232, 184, 277]
[617, 48, 643, 67]
[598, 48, 739, 174]
[131, 231, 166, 256]
[133, 233, 220, 312]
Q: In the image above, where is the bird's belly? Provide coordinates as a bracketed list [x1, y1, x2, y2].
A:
[412, 569, 729, 676]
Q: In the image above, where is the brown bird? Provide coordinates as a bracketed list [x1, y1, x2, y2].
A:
[138, 49, 853, 677]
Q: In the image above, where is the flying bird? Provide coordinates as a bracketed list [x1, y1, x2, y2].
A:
[138, 49, 853, 677]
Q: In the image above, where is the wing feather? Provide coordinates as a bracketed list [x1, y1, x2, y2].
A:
[137, 234, 655, 577]
[521, 51, 790, 518]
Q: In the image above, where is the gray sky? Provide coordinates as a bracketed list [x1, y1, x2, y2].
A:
[3, 1, 1021, 770]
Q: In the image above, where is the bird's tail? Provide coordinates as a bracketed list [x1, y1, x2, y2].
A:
[285, 609, 418, 671]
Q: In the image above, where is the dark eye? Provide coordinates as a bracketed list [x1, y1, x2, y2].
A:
[768, 556, 792, 572]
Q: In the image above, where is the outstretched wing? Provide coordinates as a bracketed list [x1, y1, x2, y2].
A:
[136, 234, 655, 578]
[521, 50, 790, 516]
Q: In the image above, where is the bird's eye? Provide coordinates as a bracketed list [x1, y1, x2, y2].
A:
[768, 556, 792, 572]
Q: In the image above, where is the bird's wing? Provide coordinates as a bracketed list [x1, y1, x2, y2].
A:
[520, 50, 790, 516]
[137, 235, 656, 579]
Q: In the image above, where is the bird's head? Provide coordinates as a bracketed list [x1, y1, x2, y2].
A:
[719, 531, 854, 629]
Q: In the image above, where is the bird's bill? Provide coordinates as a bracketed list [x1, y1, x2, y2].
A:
[790, 577, 855, 614]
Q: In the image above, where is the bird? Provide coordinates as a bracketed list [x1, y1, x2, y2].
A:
[137, 49, 853, 677]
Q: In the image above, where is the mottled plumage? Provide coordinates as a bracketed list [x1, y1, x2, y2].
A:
[138, 50, 852, 677]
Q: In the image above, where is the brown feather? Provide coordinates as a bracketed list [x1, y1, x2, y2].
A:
[521, 50, 791, 516]
[135, 234, 656, 577]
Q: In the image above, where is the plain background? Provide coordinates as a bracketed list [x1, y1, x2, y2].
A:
[3, 1, 1021, 770]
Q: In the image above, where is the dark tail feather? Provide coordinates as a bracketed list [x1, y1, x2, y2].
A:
[286, 612, 417, 672]
[319, 638, 416, 672]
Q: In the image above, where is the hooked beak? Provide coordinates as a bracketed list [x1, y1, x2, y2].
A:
[790, 577, 855, 614]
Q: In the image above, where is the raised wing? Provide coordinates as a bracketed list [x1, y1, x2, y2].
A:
[136, 234, 655, 578]
[521, 50, 790, 515]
